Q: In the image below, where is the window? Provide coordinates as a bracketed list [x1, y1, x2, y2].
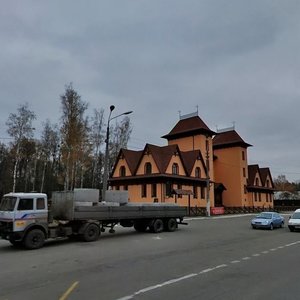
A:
[151, 184, 157, 197]
[242, 151, 245, 161]
[36, 198, 45, 210]
[172, 163, 179, 175]
[166, 182, 172, 197]
[18, 198, 33, 211]
[201, 187, 205, 199]
[258, 193, 261, 202]
[177, 184, 182, 198]
[243, 168, 246, 177]
[145, 162, 152, 175]
[119, 166, 126, 177]
[193, 186, 198, 198]
[254, 193, 257, 202]
[266, 179, 270, 187]
[255, 178, 259, 186]
[195, 167, 201, 178]
[124, 185, 128, 190]
[141, 184, 147, 198]
[266, 193, 269, 202]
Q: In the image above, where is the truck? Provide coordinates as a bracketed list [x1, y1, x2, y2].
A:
[0, 189, 187, 249]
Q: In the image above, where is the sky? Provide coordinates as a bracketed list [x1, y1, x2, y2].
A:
[0, 1, 300, 182]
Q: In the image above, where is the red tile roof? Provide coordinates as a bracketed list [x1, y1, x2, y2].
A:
[213, 130, 252, 149]
[161, 116, 216, 140]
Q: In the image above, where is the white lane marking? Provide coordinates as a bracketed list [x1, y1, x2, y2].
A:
[116, 240, 300, 300]
[270, 248, 277, 251]
[231, 260, 240, 264]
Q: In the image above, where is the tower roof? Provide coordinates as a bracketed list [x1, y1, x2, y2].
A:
[213, 130, 252, 149]
[161, 116, 216, 140]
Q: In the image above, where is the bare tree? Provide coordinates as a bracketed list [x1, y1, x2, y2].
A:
[109, 116, 132, 175]
[6, 103, 36, 192]
[90, 108, 105, 188]
[40, 120, 60, 192]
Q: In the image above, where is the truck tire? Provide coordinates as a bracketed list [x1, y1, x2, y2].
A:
[149, 219, 164, 233]
[165, 218, 177, 232]
[23, 229, 45, 250]
[134, 221, 148, 232]
[82, 223, 100, 242]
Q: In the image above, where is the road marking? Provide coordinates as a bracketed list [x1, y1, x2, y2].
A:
[230, 260, 240, 264]
[116, 240, 300, 300]
[59, 281, 79, 300]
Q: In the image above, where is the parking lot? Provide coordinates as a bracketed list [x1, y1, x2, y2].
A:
[0, 213, 299, 300]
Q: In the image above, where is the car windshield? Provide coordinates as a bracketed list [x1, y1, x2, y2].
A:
[0, 196, 17, 211]
[292, 212, 300, 219]
[256, 213, 272, 219]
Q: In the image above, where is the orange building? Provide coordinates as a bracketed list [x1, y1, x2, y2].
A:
[110, 112, 274, 210]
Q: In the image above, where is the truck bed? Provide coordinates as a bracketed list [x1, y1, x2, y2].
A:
[73, 204, 187, 221]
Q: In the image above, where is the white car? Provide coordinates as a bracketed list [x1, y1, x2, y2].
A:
[288, 209, 300, 232]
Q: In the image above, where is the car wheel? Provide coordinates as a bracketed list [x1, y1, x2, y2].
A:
[270, 223, 274, 230]
[289, 226, 295, 232]
[252, 225, 256, 229]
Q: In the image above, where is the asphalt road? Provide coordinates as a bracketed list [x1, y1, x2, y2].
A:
[0, 213, 299, 300]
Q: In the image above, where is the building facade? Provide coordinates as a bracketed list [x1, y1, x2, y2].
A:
[109, 112, 274, 209]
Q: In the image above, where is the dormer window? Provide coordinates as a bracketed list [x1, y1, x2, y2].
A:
[255, 178, 259, 186]
[119, 166, 126, 177]
[145, 162, 152, 175]
[172, 163, 179, 175]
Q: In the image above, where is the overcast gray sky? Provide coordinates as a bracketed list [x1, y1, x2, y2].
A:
[1, 1, 300, 181]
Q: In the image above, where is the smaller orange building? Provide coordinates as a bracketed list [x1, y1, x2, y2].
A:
[110, 112, 274, 210]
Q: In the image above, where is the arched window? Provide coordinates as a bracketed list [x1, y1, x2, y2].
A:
[145, 162, 152, 175]
[172, 163, 179, 175]
[195, 167, 201, 178]
[255, 178, 259, 186]
[119, 166, 126, 177]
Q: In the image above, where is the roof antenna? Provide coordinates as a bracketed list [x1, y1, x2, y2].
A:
[232, 121, 236, 129]
[178, 110, 181, 119]
[196, 105, 199, 115]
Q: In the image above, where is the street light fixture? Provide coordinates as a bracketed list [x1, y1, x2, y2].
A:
[102, 105, 133, 201]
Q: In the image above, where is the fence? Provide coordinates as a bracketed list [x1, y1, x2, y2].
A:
[187, 205, 276, 217]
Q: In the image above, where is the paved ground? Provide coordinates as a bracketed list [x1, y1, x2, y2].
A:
[0, 213, 298, 300]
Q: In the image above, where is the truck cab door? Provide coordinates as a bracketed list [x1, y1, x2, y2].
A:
[14, 197, 35, 232]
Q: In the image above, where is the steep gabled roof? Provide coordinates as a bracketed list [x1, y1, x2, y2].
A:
[213, 130, 252, 150]
[260, 167, 274, 188]
[117, 148, 143, 175]
[145, 144, 179, 173]
[161, 116, 216, 140]
[248, 164, 261, 186]
[180, 150, 207, 176]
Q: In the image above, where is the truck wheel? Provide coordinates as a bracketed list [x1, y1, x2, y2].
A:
[23, 229, 45, 250]
[82, 223, 100, 242]
[134, 221, 148, 232]
[165, 218, 177, 232]
[149, 219, 164, 233]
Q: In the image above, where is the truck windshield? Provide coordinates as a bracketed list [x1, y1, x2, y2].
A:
[0, 197, 17, 211]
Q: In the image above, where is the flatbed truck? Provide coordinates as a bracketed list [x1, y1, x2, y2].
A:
[0, 189, 187, 249]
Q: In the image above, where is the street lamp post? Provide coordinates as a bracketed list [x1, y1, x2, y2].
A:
[102, 105, 133, 201]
